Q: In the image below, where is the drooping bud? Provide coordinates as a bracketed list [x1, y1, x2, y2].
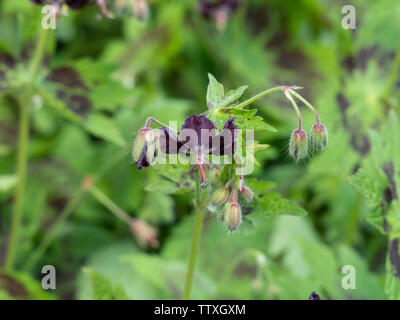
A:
[224, 203, 242, 232]
[133, 128, 158, 169]
[212, 186, 229, 205]
[241, 186, 253, 202]
[310, 123, 328, 151]
[289, 128, 308, 160]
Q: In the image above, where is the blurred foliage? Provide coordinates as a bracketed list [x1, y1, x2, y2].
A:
[0, 0, 399, 300]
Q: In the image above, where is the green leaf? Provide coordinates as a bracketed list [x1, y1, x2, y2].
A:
[251, 192, 307, 217]
[220, 85, 248, 108]
[84, 113, 126, 147]
[124, 254, 216, 299]
[206, 73, 224, 109]
[83, 268, 130, 300]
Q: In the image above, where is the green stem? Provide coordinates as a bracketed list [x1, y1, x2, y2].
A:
[284, 90, 303, 129]
[23, 188, 86, 271]
[289, 89, 320, 124]
[145, 117, 178, 134]
[4, 100, 29, 270]
[4, 27, 49, 270]
[234, 86, 285, 109]
[29, 27, 49, 85]
[89, 186, 133, 225]
[382, 44, 400, 101]
[183, 174, 204, 300]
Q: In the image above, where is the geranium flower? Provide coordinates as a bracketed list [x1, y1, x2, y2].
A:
[134, 115, 238, 188]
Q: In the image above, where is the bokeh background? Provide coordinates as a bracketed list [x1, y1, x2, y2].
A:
[0, 0, 400, 299]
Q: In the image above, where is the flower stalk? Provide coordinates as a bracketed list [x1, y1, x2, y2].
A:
[5, 26, 49, 270]
[183, 173, 205, 300]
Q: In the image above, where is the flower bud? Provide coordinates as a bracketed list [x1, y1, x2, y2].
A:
[289, 128, 308, 160]
[310, 123, 328, 150]
[241, 186, 253, 202]
[224, 203, 242, 232]
[133, 128, 158, 169]
[212, 186, 229, 205]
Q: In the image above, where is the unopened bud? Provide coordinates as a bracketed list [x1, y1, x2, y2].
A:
[212, 186, 229, 205]
[241, 186, 253, 202]
[310, 123, 328, 150]
[133, 128, 157, 162]
[289, 128, 308, 160]
[224, 203, 242, 232]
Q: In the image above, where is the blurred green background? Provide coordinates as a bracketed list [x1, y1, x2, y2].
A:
[0, 0, 400, 300]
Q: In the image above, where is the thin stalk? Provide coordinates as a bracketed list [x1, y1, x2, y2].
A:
[4, 100, 29, 270]
[23, 149, 126, 271]
[23, 188, 86, 271]
[183, 174, 204, 300]
[145, 117, 178, 134]
[89, 186, 133, 225]
[234, 86, 285, 109]
[284, 91, 303, 129]
[382, 44, 400, 101]
[4, 26, 49, 270]
[289, 89, 320, 124]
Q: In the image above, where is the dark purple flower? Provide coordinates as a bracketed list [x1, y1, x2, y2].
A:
[159, 127, 184, 154]
[134, 115, 237, 188]
[308, 292, 321, 300]
[65, 0, 92, 9]
[213, 117, 237, 157]
[308, 291, 328, 300]
[180, 115, 216, 151]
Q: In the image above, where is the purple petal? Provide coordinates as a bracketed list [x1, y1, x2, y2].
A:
[308, 292, 321, 300]
[136, 145, 150, 169]
[213, 117, 237, 157]
[159, 127, 183, 154]
[180, 115, 216, 150]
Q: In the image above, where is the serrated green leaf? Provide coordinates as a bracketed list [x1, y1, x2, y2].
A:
[206, 73, 224, 109]
[83, 268, 130, 300]
[251, 192, 307, 217]
[220, 85, 247, 108]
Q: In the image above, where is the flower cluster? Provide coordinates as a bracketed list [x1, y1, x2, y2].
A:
[284, 87, 328, 161]
[132, 81, 325, 232]
[212, 179, 253, 231]
[133, 115, 237, 189]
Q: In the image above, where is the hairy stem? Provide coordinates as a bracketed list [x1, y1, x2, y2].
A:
[89, 186, 133, 225]
[145, 117, 178, 134]
[284, 90, 303, 130]
[234, 86, 286, 109]
[289, 89, 320, 124]
[183, 173, 204, 300]
[4, 27, 49, 270]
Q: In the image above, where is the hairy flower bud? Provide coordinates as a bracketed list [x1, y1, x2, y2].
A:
[133, 128, 158, 169]
[310, 123, 328, 151]
[212, 186, 229, 205]
[289, 128, 308, 160]
[241, 185, 253, 202]
[224, 203, 242, 231]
